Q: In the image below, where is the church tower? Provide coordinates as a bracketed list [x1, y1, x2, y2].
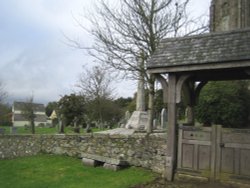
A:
[210, 0, 250, 32]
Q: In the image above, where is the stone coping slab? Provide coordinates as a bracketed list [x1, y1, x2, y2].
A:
[81, 153, 128, 166]
[96, 128, 135, 135]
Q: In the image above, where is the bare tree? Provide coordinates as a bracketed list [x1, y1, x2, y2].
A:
[76, 66, 115, 127]
[75, 0, 207, 76]
[73, 0, 208, 131]
[21, 96, 36, 134]
[77, 66, 114, 100]
[0, 81, 7, 104]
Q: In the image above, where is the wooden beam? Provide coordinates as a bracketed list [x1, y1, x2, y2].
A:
[147, 61, 250, 74]
[165, 73, 178, 181]
[155, 74, 168, 104]
[176, 74, 191, 104]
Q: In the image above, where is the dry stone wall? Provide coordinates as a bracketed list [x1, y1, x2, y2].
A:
[0, 135, 41, 158]
[0, 133, 167, 174]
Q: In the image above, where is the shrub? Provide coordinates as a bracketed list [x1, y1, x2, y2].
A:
[196, 81, 250, 128]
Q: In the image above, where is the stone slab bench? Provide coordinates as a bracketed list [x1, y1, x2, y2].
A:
[81, 153, 129, 171]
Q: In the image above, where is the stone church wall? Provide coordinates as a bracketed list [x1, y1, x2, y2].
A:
[0, 134, 167, 174]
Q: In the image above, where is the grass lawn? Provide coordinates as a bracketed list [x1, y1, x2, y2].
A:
[0, 154, 156, 188]
[0, 126, 108, 135]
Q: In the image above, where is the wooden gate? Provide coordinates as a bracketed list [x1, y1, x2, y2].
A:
[177, 125, 250, 183]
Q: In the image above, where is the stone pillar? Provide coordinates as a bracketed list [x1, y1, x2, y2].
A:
[165, 73, 178, 181]
[125, 56, 148, 130]
[125, 75, 148, 129]
[136, 63, 146, 111]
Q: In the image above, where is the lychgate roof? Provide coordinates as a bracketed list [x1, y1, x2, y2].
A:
[147, 28, 250, 73]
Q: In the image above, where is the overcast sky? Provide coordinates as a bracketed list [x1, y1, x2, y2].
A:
[0, 0, 210, 105]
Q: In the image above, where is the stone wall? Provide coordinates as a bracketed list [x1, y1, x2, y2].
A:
[210, 0, 250, 32]
[0, 135, 41, 158]
[0, 133, 167, 174]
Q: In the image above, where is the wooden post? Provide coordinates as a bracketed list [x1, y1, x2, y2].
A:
[215, 124, 222, 181]
[210, 124, 217, 181]
[165, 73, 178, 181]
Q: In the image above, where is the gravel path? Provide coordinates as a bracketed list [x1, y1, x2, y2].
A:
[131, 177, 248, 188]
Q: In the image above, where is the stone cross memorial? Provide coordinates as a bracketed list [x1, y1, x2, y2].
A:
[125, 77, 148, 130]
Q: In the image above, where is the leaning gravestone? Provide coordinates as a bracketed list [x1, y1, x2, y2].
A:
[161, 108, 167, 129]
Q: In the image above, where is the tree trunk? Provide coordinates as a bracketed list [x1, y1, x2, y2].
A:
[136, 58, 146, 111]
[31, 120, 35, 134]
[59, 115, 65, 134]
[165, 73, 178, 181]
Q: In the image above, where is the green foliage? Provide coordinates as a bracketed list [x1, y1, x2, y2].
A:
[0, 103, 12, 126]
[86, 98, 122, 126]
[114, 97, 136, 117]
[154, 89, 165, 115]
[0, 154, 155, 188]
[115, 97, 133, 111]
[127, 99, 136, 113]
[196, 81, 250, 128]
[57, 94, 86, 126]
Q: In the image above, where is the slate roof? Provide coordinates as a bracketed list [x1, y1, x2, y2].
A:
[13, 101, 45, 112]
[147, 28, 250, 72]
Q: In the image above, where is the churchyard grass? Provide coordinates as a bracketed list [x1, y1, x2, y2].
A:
[0, 154, 155, 188]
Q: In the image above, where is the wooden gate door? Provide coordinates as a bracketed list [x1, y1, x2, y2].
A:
[177, 125, 216, 179]
[177, 125, 250, 182]
[215, 126, 250, 182]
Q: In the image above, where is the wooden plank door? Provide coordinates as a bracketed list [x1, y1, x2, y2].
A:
[216, 126, 250, 182]
[177, 126, 215, 179]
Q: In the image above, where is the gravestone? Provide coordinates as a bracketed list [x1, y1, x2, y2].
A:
[161, 108, 167, 129]
[73, 117, 80, 133]
[58, 114, 65, 134]
[153, 119, 158, 129]
[0, 128, 5, 135]
[85, 123, 92, 133]
[11, 127, 18, 134]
